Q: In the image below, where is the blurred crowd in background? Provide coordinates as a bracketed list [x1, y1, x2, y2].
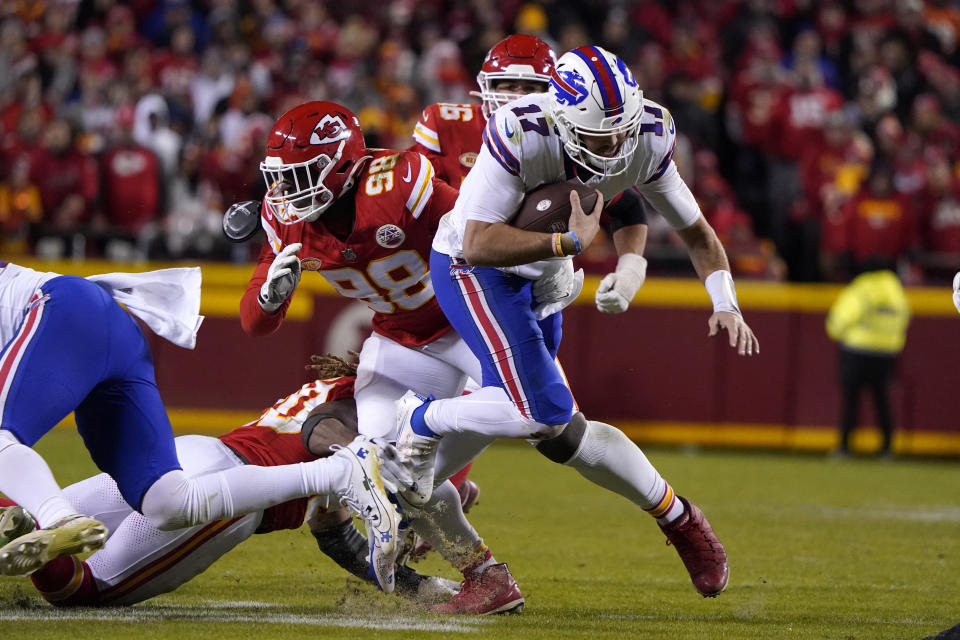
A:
[1, 0, 959, 283]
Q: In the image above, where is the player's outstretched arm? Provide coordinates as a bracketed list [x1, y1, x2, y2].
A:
[240, 241, 299, 336]
[676, 217, 759, 356]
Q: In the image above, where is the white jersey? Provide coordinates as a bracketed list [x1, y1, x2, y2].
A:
[0, 261, 203, 350]
[0, 262, 58, 349]
[432, 92, 702, 279]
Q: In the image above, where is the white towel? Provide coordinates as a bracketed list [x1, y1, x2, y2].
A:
[87, 268, 205, 349]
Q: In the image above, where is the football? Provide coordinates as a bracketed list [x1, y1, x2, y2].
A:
[510, 182, 599, 233]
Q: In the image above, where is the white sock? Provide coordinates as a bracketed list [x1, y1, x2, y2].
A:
[63, 473, 135, 536]
[141, 456, 351, 531]
[403, 481, 494, 573]
[424, 386, 557, 439]
[566, 420, 681, 523]
[0, 434, 79, 528]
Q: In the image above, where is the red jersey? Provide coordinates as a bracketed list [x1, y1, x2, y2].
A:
[922, 184, 960, 254]
[99, 145, 161, 232]
[411, 103, 485, 186]
[241, 149, 460, 347]
[28, 148, 99, 223]
[768, 87, 844, 160]
[218, 376, 355, 532]
[835, 191, 916, 263]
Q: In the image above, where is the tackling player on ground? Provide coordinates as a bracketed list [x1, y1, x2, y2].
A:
[0, 356, 457, 607]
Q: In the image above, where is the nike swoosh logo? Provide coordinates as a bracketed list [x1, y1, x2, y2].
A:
[504, 120, 515, 138]
[402, 164, 412, 182]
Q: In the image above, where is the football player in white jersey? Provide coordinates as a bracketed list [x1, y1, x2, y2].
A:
[397, 46, 760, 598]
[0, 262, 401, 584]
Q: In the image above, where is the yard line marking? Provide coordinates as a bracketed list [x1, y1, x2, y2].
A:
[0, 604, 491, 632]
[815, 506, 960, 523]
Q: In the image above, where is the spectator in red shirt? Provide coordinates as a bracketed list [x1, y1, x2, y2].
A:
[824, 162, 917, 280]
[916, 152, 960, 282]
[98, 106, 163, 258]
[766, 60, 845, 265]
[909, 93, 960, 164]
[28, 118, 99, 258]
[0, 106, 46, 181]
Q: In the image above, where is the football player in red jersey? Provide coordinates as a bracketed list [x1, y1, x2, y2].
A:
[0, 357, 459, 607]
[412, 34, 556, 187]
[239, 102, 524, 614]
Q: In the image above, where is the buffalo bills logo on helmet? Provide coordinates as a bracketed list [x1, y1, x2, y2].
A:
[616, 57, 638, 88]
[310, 114, 350, 145]
[550, 68, 589, 106]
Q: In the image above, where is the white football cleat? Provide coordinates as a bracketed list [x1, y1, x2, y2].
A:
[394, 390, 441, 508]
[0, 506, 36, 550]
[331, 437, 402, 593]
[0, 514, 106, 576]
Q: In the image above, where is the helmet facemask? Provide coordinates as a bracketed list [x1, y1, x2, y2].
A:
[261, 138, 366, 224]
[554, 107, 642, 177]
[474, 74, 550, 118]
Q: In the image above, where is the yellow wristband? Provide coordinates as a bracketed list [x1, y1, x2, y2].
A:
[553, 232, 565, 257]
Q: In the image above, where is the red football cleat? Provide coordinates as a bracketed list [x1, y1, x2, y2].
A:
[661, 496, 729, 597]
[429, 563, 524, 615]
[457, 479, 481, 514]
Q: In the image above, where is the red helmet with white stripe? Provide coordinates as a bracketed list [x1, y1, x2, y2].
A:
[476, 34, 555, 117]
[549, 46, 643, 177]
[260, 101, 371, 224]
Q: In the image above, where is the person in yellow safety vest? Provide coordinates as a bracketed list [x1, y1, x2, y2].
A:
[826, 261, 911, 458]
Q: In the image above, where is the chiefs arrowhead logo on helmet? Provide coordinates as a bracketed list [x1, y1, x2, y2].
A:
[310, 115, 350, 145]
[260, 101, 372, 225]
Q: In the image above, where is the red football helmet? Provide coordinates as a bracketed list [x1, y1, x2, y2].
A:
[260, 101, 371, 224]
[475, 34, 555, 117]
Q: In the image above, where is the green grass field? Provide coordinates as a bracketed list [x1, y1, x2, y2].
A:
[1, 428, 958, 639]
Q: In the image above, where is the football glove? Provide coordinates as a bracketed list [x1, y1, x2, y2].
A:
[258, 242, 302, 313]
[954, 272, 960, 314]
[533, 259, 575, 305]
[533, 261, 584, 321]
[374, 439, 414, 496]
[595, 253, 647, 314]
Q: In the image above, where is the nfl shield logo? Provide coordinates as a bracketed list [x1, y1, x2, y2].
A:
[341, 248, 357, 261]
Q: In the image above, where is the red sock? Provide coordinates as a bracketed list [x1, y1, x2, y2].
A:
[30, 556, 101, 606]
[0, 497, 17, 508]
[448, 462, 474, 491]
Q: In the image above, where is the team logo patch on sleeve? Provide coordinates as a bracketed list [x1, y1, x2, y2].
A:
[375, 224, 406, 249]
[300, 257, 323, 271]
[459, 152, 477, 168]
